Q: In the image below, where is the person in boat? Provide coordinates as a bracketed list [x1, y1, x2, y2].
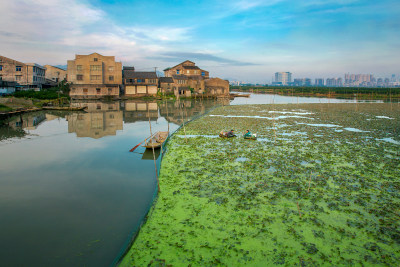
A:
[244, 130, 252, 138]
[227, 129, 236, 137]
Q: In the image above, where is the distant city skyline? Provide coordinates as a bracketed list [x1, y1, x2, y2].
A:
[1, 0, 399, 83]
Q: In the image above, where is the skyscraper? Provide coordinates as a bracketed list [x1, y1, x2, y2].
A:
[274, 72, 292, 85]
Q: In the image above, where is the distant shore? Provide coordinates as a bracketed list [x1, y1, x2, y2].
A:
[231, 86, 400, 100]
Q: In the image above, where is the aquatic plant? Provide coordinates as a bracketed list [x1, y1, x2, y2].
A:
[120, 103, 400, 266]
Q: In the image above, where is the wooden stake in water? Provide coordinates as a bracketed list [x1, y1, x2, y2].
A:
[297, 201, 302, 218]
[148, 112, 159, 192]
[181, 102, 187, 143]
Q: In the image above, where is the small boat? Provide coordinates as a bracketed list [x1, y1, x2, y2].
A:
[219, 131, 236, 138]
[142, 131, 169, 149]
[244, 134, 257, 140]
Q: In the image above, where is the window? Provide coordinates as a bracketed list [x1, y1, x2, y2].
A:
[83, 88, 88, 94]
[137, 79, 142, 83]
[96, 88, 101, 94]
[97, 104, 101, 109]
[201, 72, 205, 76]
[16, 66, 22, 72]
[0, 75, 2, 80]
[77, 74, 83, 81]
[15, 75, 22, 81]
[90, 65, 101, 71]
[108, 66, 114, 71]
[90, 75, 101, 80]
[77, 65, 82, 71]
[108, 88, 112, 94]
[94, 58, 98, 62]
[109, 114, 114, 118]
[187, 70, 189, 74]
[109, 75, 114, 81]
[177, 69, 180, 74]
[0, 65, 3, 71]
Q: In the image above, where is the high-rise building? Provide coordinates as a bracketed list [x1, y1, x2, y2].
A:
[274, 72, 292, 85]
[294, 78, 311, 86]
[315, 78, 324, 86]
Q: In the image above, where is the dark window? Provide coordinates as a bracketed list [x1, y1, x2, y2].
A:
[77, 75, 83, 81]
[177, 69, 180, 74]
[109, 75, 114, 81]
[16, 66, 22, 71]
[96, 88, 101, 94]
[0, 65, 3, 71]
[108, 88, 112, 94]
[94, 58, 98, 62]
[83, 88, 88, 93]
[97, 104, 101, 109]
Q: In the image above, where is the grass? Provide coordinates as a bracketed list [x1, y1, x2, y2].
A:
[0, 104, 12, 112]
[120, 103, 400, 266]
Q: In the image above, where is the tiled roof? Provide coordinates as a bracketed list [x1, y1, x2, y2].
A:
[124, 71, 157, 79]
[182, 66, 200, 70]
[159, 77, 174, 83]
[172, 75, 188, 80]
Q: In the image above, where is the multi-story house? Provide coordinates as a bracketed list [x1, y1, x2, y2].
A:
[159, 77, 174, 94]
[163, 60, 229, 97]
[67, 53, 122, 99]
[44, 65, 67, 83]
[123, 67, 158, 97]
[0, 55, 46, 90]
[164, 60, 209, 79]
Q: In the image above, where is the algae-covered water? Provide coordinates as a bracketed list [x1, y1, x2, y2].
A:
[121, 103, 400, 266]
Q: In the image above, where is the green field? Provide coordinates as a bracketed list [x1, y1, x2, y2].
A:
[121, 103, 400, 266]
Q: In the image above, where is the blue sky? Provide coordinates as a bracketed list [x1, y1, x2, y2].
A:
[0, 0, 399, 83]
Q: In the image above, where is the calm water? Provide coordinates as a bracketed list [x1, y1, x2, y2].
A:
[0, 94, 390, 266]
[0, 99, 225, 267]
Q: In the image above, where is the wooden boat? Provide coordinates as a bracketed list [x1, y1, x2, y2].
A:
[244, 135, 257, 140]
[219, 132, 236, 138]
[142, 131, 169, 149]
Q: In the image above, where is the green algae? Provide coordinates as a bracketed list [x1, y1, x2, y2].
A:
[120, 103, 400, 266]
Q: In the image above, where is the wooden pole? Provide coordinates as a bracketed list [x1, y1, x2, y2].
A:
[148, 110, 159, 192]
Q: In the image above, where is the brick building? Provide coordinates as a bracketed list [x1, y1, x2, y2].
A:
[123, 67, 158, 97]
[67, 53, 122, 99]
[0, 55, 46, 90]
[44, 65, 67, 83]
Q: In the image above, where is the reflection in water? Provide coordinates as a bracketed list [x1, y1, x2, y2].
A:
[141, 149, 161, 160]
[2, 94, 357, 266]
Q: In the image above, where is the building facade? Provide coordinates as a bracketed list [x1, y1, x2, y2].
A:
[164, 60, 209, 79]
[163, 60, 229, 97]
[274, 72, 292, 85]
[44, 65, 67, 83]
[0, 55, 46, 90]
[123, 68, 158, 97]
[315, 78, 324, 86]
[67, 53, 122, 99]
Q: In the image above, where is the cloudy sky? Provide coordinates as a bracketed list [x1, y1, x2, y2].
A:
[1, 0, 399, 83]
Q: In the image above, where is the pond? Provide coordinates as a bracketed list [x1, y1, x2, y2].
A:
[0, 98, 225, 267]
[0, 94, 396, 266]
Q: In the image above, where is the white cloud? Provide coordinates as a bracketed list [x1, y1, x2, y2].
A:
[0, 0, 191, 65]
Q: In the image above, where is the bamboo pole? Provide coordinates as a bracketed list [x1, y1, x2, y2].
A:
[297, 201, 302, 218]
[148, 110, 159, 192]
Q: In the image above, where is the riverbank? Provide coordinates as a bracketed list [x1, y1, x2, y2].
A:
[231, 86, 400, 100]
[120, 103, 400, 266]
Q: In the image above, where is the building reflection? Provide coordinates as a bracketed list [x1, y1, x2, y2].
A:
[122, 100, 159, 123]
[68, 101, 123, 139]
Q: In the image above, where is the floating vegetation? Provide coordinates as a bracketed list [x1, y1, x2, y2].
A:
[121, 103, 400, 266]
